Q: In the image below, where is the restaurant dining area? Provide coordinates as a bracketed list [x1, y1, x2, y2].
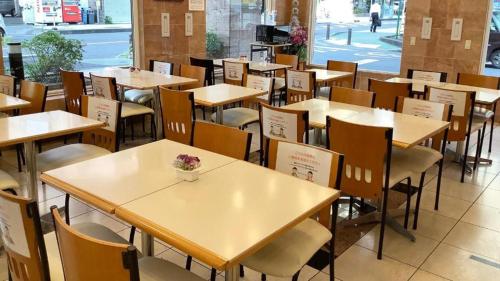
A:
[0, 0, 500, 281]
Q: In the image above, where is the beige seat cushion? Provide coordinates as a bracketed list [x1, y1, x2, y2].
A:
[274, 77, 286, 90]
[474, 107, 494, 120]
[242, 218, 331, 278]
[392, 146, 443, 174]
[0, 169, 20, 190]
[122, 102, 155, 118]
[125, 89, 154, 104]
[44, 222, 130, 281]
[318, 87, 330, 99]
[469, 117, 486, 133]
[210, 108, 259, 128]
[139, 257, 206, 281]
[37, 143, 111, 172]
[255, 94, 269, 104]
[385, 160, 413, 188]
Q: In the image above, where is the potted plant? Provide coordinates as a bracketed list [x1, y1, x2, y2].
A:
[173, 154, 201, 182]
[290, 26, 308, 64]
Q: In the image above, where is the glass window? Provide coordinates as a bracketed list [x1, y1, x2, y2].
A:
[310, 0, 406, 73]
[484, 3, 500, 75]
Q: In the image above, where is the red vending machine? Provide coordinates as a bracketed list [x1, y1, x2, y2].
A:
[62, 0, 81, 23]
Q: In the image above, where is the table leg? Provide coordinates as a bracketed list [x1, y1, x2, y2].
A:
[153, 87, 162, 139]
[216, 106, 224, 124]
[225, 265, 240, 281]
[24, 141, 38, 201]
[141, 232, 154, 257]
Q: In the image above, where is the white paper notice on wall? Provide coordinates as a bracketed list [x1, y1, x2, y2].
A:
[421, 17, 432, 40]
[275, 142, 333, 187]
[161, 13, 170, 38]
[451, 18, 463, 41]
[189, 0, 205, 11]
[185, 13, 193, 36]
[0, 197, 30, 258]
[261, 106, 298, 141]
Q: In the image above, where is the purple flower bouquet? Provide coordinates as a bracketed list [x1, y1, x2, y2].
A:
[174, 154, 201, 181]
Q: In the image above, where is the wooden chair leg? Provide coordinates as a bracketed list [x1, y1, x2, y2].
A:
[489, 118, 494, 153]
[348, 196, 354, 219]
[378, 185, 390, 259]
[131, 118, 135, 141]
[330, 201, 339, 281]
[16, 144, 22, 172]
[185, 256, 193, 270]
[404, 177, 412, 229]
[473, 129, 482, 170]
[65, 194, 71, 225]
[413, 173, 426, 230]
[461, 134, 472, 183]
[239, 265, 245, 277]
[129, 226, 136, 244]
[122, 120, 126, 144]
[210, 268, 217, 281]
[434, 159, 445, 210]
[476, 123, 487, 170]
[292, 271, 300, 281]
[261, 273, 266, 281]
[142, 115, 146, 134]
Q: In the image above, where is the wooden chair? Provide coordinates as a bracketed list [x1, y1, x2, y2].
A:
[50, 206, 204, 281]
[327, 60, 358, 88]
[425, 86, 481, 183]
[159, 88, 196, 145]
[274, 54, 299, 104]
[457, 72, 500, 154]
[124, 60, 174, 105]
[192, 121, 252, 161]
[368, 79, 411, 111]
[60, 69, 87, 115]
[179, 64, 206, 90]
[211, 74, 274, 129]
[285, 69, 316, 104]
[329, 86, 375, 107]
[222, 60, 249, 86]
[91, 74, 155, 141]
[190, 57, 216, 86]
[16, 80, 48, 172]
[394, 97, 452, 228]
[326, 116, 412, 260]
[259, 103, 309, 164]
[0, 74, 16, 96]
[241, 138, 343, 281]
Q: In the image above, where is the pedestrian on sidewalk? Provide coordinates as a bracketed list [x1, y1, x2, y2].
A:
[370, 1, 381, 33]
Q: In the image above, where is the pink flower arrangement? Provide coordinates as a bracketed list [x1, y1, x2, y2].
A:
[290, 26, 308, 46]
[174, 154, 201, 171]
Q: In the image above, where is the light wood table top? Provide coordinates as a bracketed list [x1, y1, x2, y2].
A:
[283, 99, 370, 128]
[213, 58, 291, 73]
[283, 99, 450, 149]
[40, 139, 237, 213]
[115, 160, 339, 270]
[0, 94, 30, 111]
[306, 69, 353, 83]
[190, 84, 267, 107]
[387, 77, 500, 105]
[0, 111, 104, 147]
[85, 67, 198, 90]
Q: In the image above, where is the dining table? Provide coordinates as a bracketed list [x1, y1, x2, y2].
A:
[0, 111, 104, 201]
[40, 139, 340, 281]
[0, 93, 31, 112]
[213, 58, 292, 74]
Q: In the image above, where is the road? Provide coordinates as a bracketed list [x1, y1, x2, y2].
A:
[2, 17, 132, 71]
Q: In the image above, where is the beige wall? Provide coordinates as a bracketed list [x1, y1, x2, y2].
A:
[134, 0, 206, 70]
[275, 0, 311, 27]
[400, 0, 492, 82]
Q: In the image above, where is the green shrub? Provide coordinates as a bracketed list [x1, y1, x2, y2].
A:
[104, 16, 113, 24]
[206, 31, 223, 58]
[23, 31, 83, 83]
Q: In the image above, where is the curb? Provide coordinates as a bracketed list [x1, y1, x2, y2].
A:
[380, 35, 402, 48]
[36, 27, 132, 35]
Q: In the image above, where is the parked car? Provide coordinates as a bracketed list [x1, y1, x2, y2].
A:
[487, 11, 500, 68]
[0, 0, 14, 17]
[0, 14, 6, 37]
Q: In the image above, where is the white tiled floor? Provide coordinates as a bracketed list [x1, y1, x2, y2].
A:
[1, 125, 500, 281]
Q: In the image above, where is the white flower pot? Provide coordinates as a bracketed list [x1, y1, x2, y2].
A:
[176, 169, 200, 182]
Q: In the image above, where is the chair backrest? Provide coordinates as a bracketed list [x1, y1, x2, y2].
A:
[150, 60, 174, 75]
[368, 79, 411, 111]
[60, 69, 87, 115]
[259, 103, 309, 160]
[90, 74, 118, 100]
[0, 190, 49, 281]
[425, 86, 475, 142]
[286, 69, 316, 104]
[193, 121, 252, 161]
[0, 74, 16, 96]
[275, 54, 299, 78]
[159, 87, 196, 145]
[81, 95, 121, 152]
[244, 74, 274, 105]
[223, 61, 249, 86]
[50, 207, 140, 281]
[396, 96, 453, 152]
[179, 64, 206, 90]
[329, 86, 375, 107]
[327, 116, 393, 200]
[19, 80, 48, 116]
[407, 69, 447, 82]
[266, 138, 343, 227]
[190, 57, 215, 86]
[457, 72, 500, 90]
[327, 60, 358, 88]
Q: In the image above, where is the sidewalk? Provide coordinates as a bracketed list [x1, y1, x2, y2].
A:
[34, 23, 132, 34]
